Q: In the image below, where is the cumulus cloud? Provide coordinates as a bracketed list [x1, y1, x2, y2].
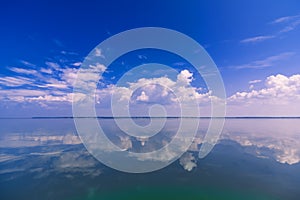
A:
[1, 57, 299, 117]
[136, 91, 149, 102]
[227, 73, 300, 116]
[229, 74, 300, 102]
[94, 69, 212, 116]
[176, 69, 193, 86]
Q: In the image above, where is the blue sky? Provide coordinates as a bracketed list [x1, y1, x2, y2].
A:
[0, 0, 300, 117]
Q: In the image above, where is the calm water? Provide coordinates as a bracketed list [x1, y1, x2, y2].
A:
[1, 118, 300, 200]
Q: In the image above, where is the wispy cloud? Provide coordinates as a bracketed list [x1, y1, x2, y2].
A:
[249, 79, 262, 84]
[60, 50, 79, 55]
[271, 14, 300, 24]
[72, 62, 82, 67]
[231, 52, 295, 69]
[45, 61, 60, 70]
[0, 76, 33, 87]
[20, 60, 36, 67]
[240, 35, 275, 43]
[53, 39, 64, 47]
[279, 18, 300, 33]
[44, 83, 68, 89]
[9, 67, 37, 75]
[40, 68, 53, 74]
[272, 14, 300, 33]
[241, 14, 300, 43]
[5, 89, 48, 96]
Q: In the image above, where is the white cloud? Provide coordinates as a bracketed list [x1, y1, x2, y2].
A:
[44, 83, 68, 89]
[92, 69, 215, 117]
[1, 59, 299, 118]
[176, 69, 193, 86]
[96, 69, 211, 109]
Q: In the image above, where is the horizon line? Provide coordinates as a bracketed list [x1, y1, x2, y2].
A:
[0, 116, 300, 119]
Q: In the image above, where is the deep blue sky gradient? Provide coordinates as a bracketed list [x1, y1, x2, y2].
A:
[0, 0, 300, 116]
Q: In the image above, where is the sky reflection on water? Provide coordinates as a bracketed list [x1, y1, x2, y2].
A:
[0, 118, 300, 199]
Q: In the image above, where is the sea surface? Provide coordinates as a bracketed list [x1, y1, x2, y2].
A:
[0, 118, 300, 200]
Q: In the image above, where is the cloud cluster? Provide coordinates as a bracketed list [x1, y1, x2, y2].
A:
[0, 54, 299, 116]
[91, 69, 212, 116]
[229, 74, 300, 103]
[227, 73, 300, 116]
